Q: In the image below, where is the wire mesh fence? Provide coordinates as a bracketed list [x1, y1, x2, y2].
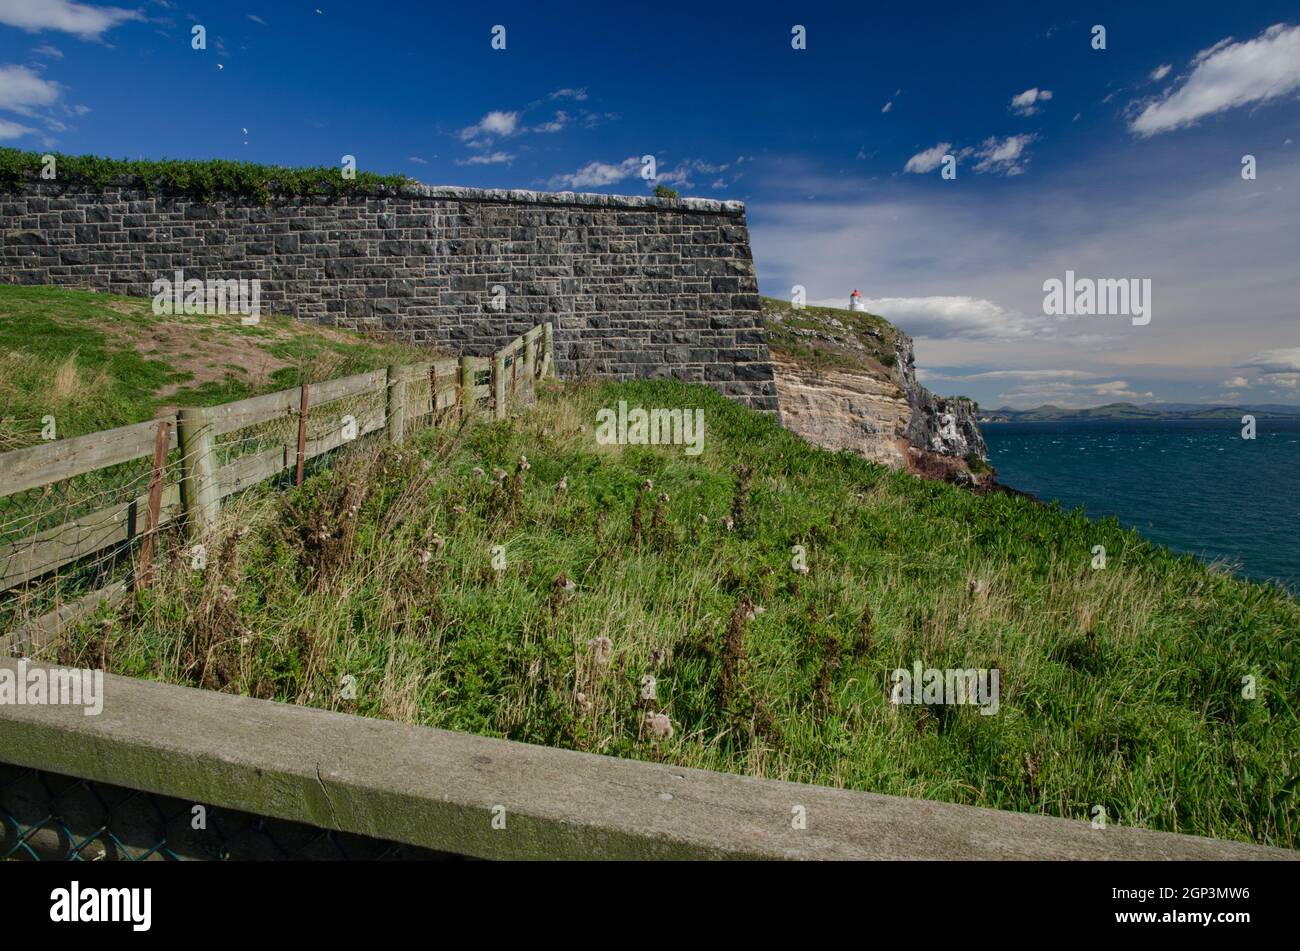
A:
[1, 331, 549, 655]
[0, 447, 183, 636]
[0, 762, 463, 861]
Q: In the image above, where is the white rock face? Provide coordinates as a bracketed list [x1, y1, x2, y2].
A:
[771, 355, 911, 468]
[771, 334, 988, 474]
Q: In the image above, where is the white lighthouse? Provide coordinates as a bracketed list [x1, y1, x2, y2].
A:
[849, 289, 868, 312]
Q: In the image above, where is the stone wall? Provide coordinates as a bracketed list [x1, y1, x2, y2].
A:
[0, 180, 777, 411]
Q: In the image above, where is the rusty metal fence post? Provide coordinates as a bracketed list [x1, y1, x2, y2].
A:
[134, 418, 171, 590]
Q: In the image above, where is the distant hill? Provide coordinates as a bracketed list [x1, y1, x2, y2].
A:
[981, 401, 1300, 422]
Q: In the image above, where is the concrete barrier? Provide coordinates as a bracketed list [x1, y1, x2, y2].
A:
[0, 659, 1292, 860]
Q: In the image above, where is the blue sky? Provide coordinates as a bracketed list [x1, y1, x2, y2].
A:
[2, 0, 1299, 408]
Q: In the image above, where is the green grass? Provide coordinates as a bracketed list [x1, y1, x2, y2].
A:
[59, 378, 1300, 849]
[761, 295, 899, 371]
[0, 284, 442, 451]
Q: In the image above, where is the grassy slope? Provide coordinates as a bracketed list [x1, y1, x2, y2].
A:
[760, 296, 899, 373]
[0, 284, 441, 451]
[63, 378, 1300, 848]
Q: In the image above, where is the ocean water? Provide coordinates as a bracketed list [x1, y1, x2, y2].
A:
[981, 418, 1300, 593]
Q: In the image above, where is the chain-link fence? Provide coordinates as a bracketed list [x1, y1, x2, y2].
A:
[0, 762, 464, 861]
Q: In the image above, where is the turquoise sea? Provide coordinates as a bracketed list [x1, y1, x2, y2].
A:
[981, 418, 1300, 594]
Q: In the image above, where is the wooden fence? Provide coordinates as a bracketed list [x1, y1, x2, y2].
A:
[0, 322, 555, 656]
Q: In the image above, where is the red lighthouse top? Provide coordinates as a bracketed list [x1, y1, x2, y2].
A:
[851, 289, 861, 297]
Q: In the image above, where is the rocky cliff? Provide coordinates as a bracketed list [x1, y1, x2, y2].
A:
[761, 298, 990, 485]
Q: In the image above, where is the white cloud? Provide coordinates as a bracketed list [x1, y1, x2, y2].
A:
[1221, 376, 1250, 388]
[0, 117, 37, 140]
[1239, 347, 1300, 374]
[656, 157, 731, 188]
[972, 134, 1036, 176]
[1129, 24, 1300, 136]
[812, 295, 1040, 341]
[549, 157, 641, 189]
[1092, 380, 1153, 398]
[0, 64, 62, 116]
[549, 88, 588, 101]
[0, 0, 143, 39]
[905, 135, 1037, 176]
[547, 156, 729, 191]
[903, 142, 951, 174]
[31, 44, 63, 58]
[1150, 63, 1172, 82]
[457, 152, 513, 166]
[407, 155, 427, 165]
[1010, 87, 1052, 116]
[994, 380, 1153, 406]
[530, 111, 569, 134]
[247, 14, 266, 26]
[458, 110, 518, 144]
[881, 100, 893, 113]
[750, 153, 1300, 405]
[931, 369, 1099, 382]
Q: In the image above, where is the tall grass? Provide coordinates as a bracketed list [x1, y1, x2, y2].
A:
[61, 379, 1300, 848]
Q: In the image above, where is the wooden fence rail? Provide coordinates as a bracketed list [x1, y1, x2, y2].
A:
[0, 323, 554, 655]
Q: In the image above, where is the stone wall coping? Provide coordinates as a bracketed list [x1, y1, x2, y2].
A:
[14, 175, 746, 215]
[407, 183, 746, 214]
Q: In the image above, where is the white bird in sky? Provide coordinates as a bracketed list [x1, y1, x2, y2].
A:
[216, 63, 224, 70]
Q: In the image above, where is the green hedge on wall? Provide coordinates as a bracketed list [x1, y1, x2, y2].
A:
[0, 149, 414, 203]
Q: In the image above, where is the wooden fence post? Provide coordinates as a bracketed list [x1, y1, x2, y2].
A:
[428, 364, 439, 428]
[135, 418, 171, 590]
[295, 383, 310, 487]
[385, 365, 407, 444]
[176, 407, 219, 543]
[542, 322, 555, 378]
[524, 333, 537, 390]
[493, 349, 507, 420]
[458, 355, 471, 421]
